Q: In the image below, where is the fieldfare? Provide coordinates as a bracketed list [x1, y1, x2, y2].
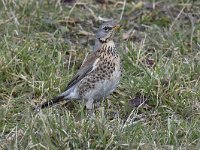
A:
[37, 21, 122, 110]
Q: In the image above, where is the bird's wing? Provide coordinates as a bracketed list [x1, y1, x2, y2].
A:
[65, 52, 99, 90]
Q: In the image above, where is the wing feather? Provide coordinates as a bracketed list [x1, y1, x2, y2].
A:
[65, 52, 98, 90]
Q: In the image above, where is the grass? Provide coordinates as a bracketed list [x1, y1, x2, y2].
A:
[0, 0, 200, 149]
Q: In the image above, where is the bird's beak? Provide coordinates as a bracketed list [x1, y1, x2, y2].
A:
[113, 24, 121, 31]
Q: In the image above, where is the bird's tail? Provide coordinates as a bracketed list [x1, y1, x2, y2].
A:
[37, 95, 65, 109]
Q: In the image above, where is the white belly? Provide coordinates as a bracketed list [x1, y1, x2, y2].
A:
[84, 68, 121, 101]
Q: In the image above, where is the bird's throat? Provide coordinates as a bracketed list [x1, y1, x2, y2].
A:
[94, 38, 115, 52]
[105, 40, 115, 48]
[102, 40, 115, 51]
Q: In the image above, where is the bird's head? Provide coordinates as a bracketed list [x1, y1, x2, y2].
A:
[96, 21, 121, 43]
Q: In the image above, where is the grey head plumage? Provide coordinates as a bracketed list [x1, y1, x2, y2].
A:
[93, 20, 121, 51]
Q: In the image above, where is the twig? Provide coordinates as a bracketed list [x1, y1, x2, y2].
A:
[66, 0, 80, 19]
[169, 3, 187, 30]
[120, 0, 126, 20]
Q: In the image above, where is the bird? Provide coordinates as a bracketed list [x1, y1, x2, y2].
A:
[36, 21, 122, 110]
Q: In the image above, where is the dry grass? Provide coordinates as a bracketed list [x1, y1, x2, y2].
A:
[0, 0, 200, 149]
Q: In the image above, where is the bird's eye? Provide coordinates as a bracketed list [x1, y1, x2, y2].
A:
[104, 26, 112, 31]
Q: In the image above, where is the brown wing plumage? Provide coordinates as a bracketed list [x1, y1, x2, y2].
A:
[65, 52, 98, 90]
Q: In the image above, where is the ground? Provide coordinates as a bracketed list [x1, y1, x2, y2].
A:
[0, 0, 200, 149]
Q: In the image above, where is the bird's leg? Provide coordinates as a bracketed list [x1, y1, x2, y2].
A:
[86, 98, 94, 109]
[94, 101, 101, 108]
[86, 99, 95, 117]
